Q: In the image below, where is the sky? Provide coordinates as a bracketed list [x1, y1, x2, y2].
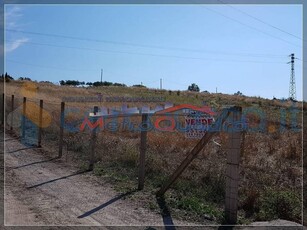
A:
[4, 4, 303, 100]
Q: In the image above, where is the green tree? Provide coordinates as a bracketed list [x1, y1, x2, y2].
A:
[132, 84, 146, 88]
[188, 83, 200, 92]
[60, 80, 80, 86]
[234, 91, 243, 96]
[1, 73, 14, 82]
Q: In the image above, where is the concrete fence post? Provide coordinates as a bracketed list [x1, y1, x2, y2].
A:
[225, 107, 242, 225]
[88, 106, 99, 171]
[138, 113, 148, 190]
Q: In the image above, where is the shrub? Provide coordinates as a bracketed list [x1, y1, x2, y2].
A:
[173, 196, 222, 221]
[117, 145, 138, 168]
[241, 188, 260, 218]
[257, 188, 301, 222]
[258, 100, 262, 106]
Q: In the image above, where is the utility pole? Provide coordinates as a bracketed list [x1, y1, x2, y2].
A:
[101, 69, 103, 83]
[288, 53, 296, 100]
[160, 78, 162, 90]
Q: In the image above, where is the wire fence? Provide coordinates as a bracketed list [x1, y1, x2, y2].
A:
[1, 92, 303, 224]
[3, 93, 226, 185]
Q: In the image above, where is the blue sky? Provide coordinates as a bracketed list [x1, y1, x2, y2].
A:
[4, 4, 303, 100]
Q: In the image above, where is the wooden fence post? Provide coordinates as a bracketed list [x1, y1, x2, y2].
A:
[89, 106, 99, 171]
[1, 93, 4, 125]
[10, 95, 14, 130]
[138, 113, 148, 190]
[37, 99, 43, 147]
[58, 102, 65, 158]
[157, 107, 234, 197]
[224, 107, 242, 225]
[22, 97, 26, 139]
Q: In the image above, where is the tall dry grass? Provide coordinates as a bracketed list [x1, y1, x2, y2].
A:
[3, 80, 303, 224]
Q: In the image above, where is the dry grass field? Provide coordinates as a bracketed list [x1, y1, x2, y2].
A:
[3, 80, 304, 224]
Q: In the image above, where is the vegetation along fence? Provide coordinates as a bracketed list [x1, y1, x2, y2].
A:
[2, 93, 302, 224]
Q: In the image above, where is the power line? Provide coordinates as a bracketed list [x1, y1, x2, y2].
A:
[5, 29, 288, 58]
[5, 40, 287, 64]
[215, 0, 302, 41]
[199, 5, 301, 48]
[6, 59, 97, 72]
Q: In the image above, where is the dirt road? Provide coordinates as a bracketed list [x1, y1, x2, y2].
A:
[4, 132, 304, 230]
[4, 133, 205, 228]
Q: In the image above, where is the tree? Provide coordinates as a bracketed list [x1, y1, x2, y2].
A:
[93, 81, 103, 87]
[113, 83, 127, 87]
[188, 83, 200, 92]
[66, 80, 80, 86]
[92, 81, 113, 87]
[1, 73, 14, 82]
[59, 80, 80, 86]
[39, 81, 53, 84]
[102, 81, 113, 86]
[132, 84, 146, 88]
[18, 76, 31, 81]
[234, 91, 243, 96]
